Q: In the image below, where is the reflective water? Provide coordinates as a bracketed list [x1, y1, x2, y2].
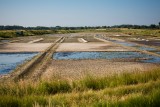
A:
[112, 41, 136, 47]
[0, 53, 38, 74]
[96, 35, 157, 51]
[53, 52, 160, 63]
[110, 40, 156, 51]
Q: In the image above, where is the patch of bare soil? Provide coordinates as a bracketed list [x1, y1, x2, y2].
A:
[42, 60, 159, 81]
[37, 37, 59, 43]
[56, 43, 132, 52]
[14, 36, 42, 43]
[0, 43, 52, 52]
[63, 38, 80, 43]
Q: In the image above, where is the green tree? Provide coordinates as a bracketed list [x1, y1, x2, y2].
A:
[150, 24, 156, 29]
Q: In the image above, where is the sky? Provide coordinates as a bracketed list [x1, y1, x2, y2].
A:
[0, 0, 160, 27]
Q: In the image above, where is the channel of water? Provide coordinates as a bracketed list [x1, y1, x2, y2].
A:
[0, 52, 38, 74]
[53, 52, 160, 63]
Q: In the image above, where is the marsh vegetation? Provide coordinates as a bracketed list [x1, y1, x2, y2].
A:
[0, 68, 160, 107]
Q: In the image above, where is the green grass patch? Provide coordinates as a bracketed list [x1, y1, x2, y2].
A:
[0, 30, 82, 38]
[121, 29, 160, 37]
[38, 80, 71, 94]
[0, 68, 160, 106]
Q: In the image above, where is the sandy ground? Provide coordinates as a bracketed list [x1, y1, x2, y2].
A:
[56, 43, 132, 52]
[42, 60, 159, 81]
[0, 43, 52, 52]
[28, 38, 44, 43]
[0, 35, 60, 43]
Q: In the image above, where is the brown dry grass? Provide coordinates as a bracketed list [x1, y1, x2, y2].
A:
[41, 59, 159, 81]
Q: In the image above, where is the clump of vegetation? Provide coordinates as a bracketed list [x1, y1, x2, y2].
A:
[0, 68, 160, 106]
[38, 80, 71, 94]
[0, 30, 55, 38]
[0, 30, 81, 38]
[121, 29, 160, 37]
[0, 31, 16, 38]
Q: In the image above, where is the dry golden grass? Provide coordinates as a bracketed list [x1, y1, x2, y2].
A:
[42, 60, 159, 81]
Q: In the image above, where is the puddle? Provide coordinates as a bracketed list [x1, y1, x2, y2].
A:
[110, 40, 157, 51]
[53, 52, 160, 63]
[97, 36, 157, 51]
[0, 53, 38, 74]
[109, 40, 156, 51]
[112, 41, 136, 47]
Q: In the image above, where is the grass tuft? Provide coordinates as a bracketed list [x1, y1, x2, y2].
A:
[38, 80, 71, 94]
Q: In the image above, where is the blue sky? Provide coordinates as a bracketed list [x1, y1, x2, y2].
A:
[0, 0, 160, 27]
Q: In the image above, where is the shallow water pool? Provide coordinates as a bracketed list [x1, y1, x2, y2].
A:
[110, 40, 156, 51]
[99, 36, 157, 51]
[53, 52, 160, 63]
[112, 41, 137, 47]
[0, 53, 38, 74]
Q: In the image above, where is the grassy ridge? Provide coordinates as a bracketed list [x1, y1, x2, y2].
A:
[0, 30, 80, 38]
[121, 29, 160, 37]
[76, 28, 160, 37]
[0, 68, 160, 107]
[0, 30, 54, 38]
[1, 29, 160, 39]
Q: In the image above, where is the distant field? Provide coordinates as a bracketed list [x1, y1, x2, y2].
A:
[0, 29, 160, 39]
[121, 29, 160, 37]
[0, 30, 80, 38]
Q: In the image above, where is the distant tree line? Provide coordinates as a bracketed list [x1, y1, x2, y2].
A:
[0, 23, 160, 30]
[111, 24, 159, 29]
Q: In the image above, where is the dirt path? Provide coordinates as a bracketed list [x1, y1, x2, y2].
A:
[15, 37, 65, 81]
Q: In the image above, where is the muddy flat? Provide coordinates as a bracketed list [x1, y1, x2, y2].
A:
[0, 43, 52, 52]
[56, 43, 132, 52]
